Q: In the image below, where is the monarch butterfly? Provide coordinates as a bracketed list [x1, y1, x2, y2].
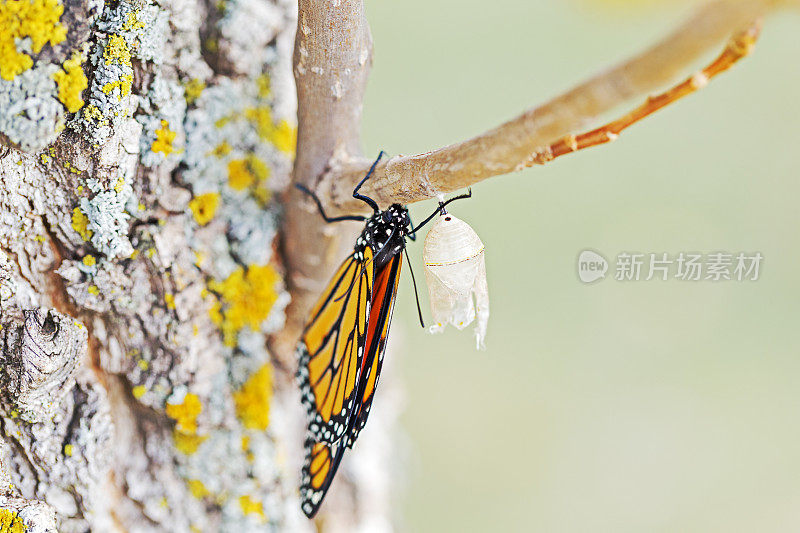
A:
[295, 152, 470, 517]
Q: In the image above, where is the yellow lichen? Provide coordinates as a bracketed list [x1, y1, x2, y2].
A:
[208, 299, 223, 326]
[233, 363, 272, 430]
[168, 393, 207, 455]
[83, 104, 108, 126]
[71, 207, 92, 241]
[166, 393, 202, 434]
[256, 74, 270, 98]
[164, 293, 175, 309]
[152, 120, 176, 155]
[254, 183, 271, 206]
[120, 11, 144, 32]
[0, 508, 26, 533]
[187, 479, 209, 499]
[246, 106, 296, 155]
[64, 444, 74, 456]
[53, 53, 88, 112]
[137, 359, 149, 370]
[208, 264, 280, 347]
[214, 115, 231, 129]
[104, 34, 132, 66]
[0, 0, 67, 80]
[132, 385, 146, 399]
[245, 106, 272, 139]
[173, 430, 207, 455]
[102, 75, 133, 97]
[98, 35, 133, 100]
[184, 78, 205, 104]
[227, 155, 269, 194]
[269, 120, 297, 154]
[211, 141, 231, 158]
[238, 495, 264, 518]
[87, 285, 99, 295]
[247, 154, 269, 182]
[227, 159, 254, 191]
[82, 254, 96, 266]
[188, 192, 220, 226]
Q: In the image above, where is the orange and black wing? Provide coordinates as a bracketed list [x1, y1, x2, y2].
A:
[297, 249, 374, 444]
[299, 434, 348, 518]
[348, 252, 403, 446]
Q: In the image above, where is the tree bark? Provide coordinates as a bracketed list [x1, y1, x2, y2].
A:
[0, 0, 346, 530]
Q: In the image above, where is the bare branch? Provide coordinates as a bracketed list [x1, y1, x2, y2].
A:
[533, 21, 762, 165]
[277, 0, 793, 356]
[277, 1, 374, 360]
[322, 0, 789, 211]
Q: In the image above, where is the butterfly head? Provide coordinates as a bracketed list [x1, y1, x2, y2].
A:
[383, 203, 411, 234]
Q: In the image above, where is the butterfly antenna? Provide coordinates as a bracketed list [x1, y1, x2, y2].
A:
[352, 151, 386, 213]
[404, 247, 425, 328]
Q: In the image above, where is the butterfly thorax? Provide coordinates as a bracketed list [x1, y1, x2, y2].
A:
[354, 203, 410, 270]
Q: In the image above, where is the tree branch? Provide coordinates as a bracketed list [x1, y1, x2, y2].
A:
[277, 1, 373, 361]
[278, 0, 793, 356]
[320, 0, 791, 211]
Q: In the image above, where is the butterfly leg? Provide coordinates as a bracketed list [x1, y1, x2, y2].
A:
[408, 189, 473, 237]
[296, 183, 367, 223]
[526, 22, 761, 166]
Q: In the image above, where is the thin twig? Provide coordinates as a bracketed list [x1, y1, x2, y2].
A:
[321, 0, 787, 211]
[531, 21, 762, 165]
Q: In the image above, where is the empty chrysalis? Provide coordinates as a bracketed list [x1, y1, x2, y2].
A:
[422, 206, 489, 349]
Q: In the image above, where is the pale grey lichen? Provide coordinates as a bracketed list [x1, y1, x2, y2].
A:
[79, 177, 135, 259]
[226, 197, 278, 266]
[137, 74, 186, 167]
[0, 64, 63, 152]
[72, 35, 135, 145]
[96, 2, 169, 63]
[218, 0, 286, 77]
[73, 0, 171, 145]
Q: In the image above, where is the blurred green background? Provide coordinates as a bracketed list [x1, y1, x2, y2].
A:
[361, 1, 800, 531]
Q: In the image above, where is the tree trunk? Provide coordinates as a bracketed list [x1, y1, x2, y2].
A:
[0, 0, 395, 530]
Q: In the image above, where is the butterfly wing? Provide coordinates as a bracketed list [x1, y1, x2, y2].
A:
[297, 248, 374, 444]
[299, 434, 347, 518]
[299, 253, 403, 517]
[347, 252, 403, 446]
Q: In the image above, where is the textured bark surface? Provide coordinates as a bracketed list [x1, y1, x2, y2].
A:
[0, 0, 395, 530]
